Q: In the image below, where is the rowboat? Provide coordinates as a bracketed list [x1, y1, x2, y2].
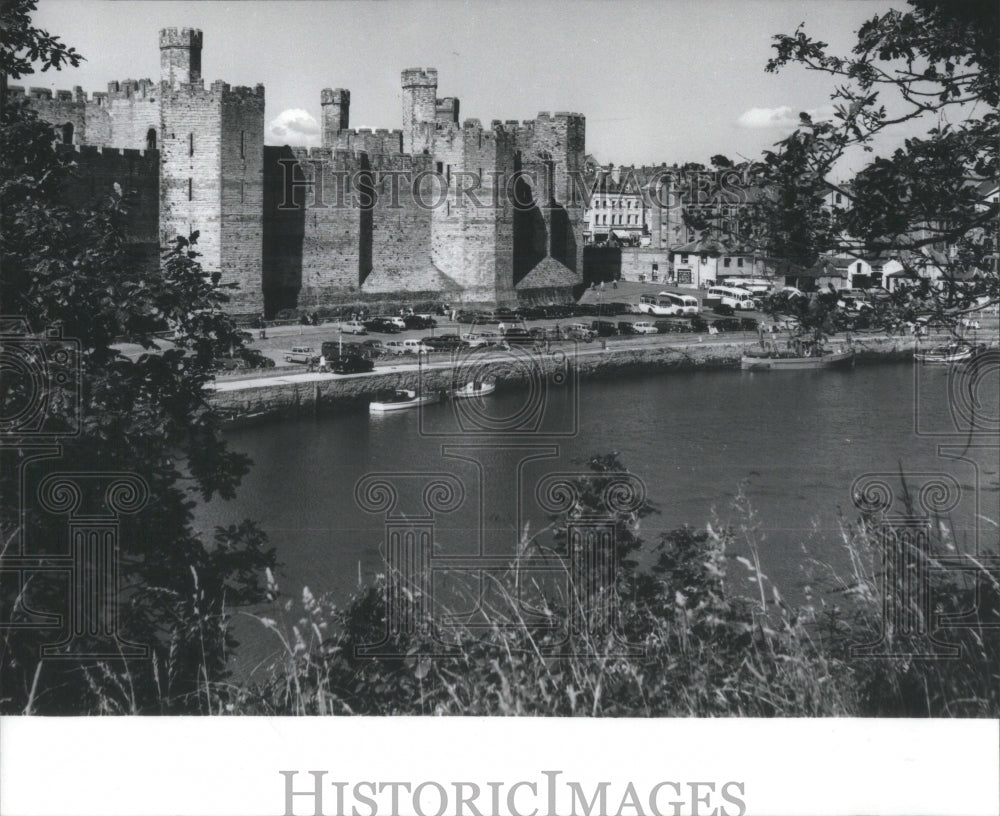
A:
[369, 389, 439, 413]
[915, 344, 978, 365]
[741, 348, 855, 371]
[452, 381, 496, 399]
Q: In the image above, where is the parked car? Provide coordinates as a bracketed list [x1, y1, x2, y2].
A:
[329, 355, 375, 374]
[240, 349, 274, 368]
[285, 346, 317, 364]
[360, 339, 387, 357]
[422, 334, 468, 351]
[607, 302, 638, 315]
[382, 316, 407, 330]
[455, 310, 484, 324]
[400, 338, 433, 354]
[565, 323, 595, 342]
[713, 303, 736, 316]
[711, 318, 743, 332]
[461, 331, 503, 347]
[590, 320, 619, 337]
[404, 314, 437, 330]
[630, 321, 659, 335]
[502, 327, 536, 345]
[363, 317, 401, 333]
[336, 320, 368, 335]
[617, 321, 637, 335]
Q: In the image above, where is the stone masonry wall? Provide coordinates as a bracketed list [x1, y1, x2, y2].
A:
[159, 82, 223, 278]
[220, 85, 266, 313]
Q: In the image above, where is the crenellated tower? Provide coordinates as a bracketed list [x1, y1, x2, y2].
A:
[320, 88, 350, 148]
[159, 27, 203, 88]
[159, 29, 265, 313]
[401, 68, 437, 155]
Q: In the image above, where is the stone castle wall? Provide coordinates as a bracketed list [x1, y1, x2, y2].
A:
[22, 34, 586, 315]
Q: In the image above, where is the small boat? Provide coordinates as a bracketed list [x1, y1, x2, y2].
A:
[452, 380, 496, 399]
[915, 344, 978, 365]
[369, 389, 439, 413]
[741, 347, 855, 371]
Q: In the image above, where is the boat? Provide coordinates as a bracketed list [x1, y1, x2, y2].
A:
[369, 389, 439, 413]
[915, 344, 979, 365]
[452, 380, 496, 399]
[741, 341, 855, 371]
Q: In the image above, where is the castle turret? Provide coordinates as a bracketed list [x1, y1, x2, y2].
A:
[401, 68, 437, 154]
[320, 88, 350, 148]
[160, 28, 203, 87]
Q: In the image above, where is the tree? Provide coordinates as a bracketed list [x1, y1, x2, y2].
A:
[707, 0, 999, 333]
[0, 0, 275, 713]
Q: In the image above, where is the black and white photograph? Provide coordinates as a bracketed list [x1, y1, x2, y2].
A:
[1, 0, 998, 813]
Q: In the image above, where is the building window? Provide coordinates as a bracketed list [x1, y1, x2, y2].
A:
[737, 258, 744, 267]
[240, 180, 245, 203]
[680, 254, 688, 264]
[240, 130, 245, 158]
[436, 161, 443, 174]
[60, 122, 74, 145]
[724, 257, 731, 267]
[188, 133, 194, 156]
[146, 127, 156, 150]
[188, 178, 192, 200]
[835, 193, 842, 204]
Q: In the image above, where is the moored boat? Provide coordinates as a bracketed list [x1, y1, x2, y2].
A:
[452, 380, 496, 399]
[915, 344, 979, 365]
[741, 347, 855, 371]
[369, 389, 439, 413]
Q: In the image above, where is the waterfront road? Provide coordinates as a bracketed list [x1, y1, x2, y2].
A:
[208, 329, 953, 394]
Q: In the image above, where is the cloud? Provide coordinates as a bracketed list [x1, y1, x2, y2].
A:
[736, 105, 834, 130]
[266, 109, 321, 146]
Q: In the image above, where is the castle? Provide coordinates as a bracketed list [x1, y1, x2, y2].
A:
[15, 28, 587, 315]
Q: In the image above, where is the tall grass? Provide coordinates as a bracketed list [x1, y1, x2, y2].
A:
[232, 470, 998, 717]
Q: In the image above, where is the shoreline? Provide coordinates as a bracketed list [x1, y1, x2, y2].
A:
[208, 333, 942, 426]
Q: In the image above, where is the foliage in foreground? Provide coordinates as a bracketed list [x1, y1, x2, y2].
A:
[237, 456, 999, 718]
[1, 0, 276, 714]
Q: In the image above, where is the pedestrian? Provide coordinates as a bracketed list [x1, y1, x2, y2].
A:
[498, 321, 506, 335]
[318, 354, 326, 372]
[612, 279, 617, 289]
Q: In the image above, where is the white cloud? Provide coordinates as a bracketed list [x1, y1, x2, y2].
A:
[266, 109, 321, 146]
[736, 105, 834, 130]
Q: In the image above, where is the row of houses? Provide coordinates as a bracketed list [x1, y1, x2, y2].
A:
[581, 159, 998, 294]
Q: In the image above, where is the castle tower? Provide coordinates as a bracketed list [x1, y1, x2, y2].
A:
[401, 68, 437, 154]
[320, 88, 350, 148]
[159, 28, 265, 314]
[159, 28, 203, 88]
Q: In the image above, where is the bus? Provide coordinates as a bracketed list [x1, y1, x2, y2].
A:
[704, 286, 756, 311]
[722, 277, 772, 295]
[638, 292, 700, 316]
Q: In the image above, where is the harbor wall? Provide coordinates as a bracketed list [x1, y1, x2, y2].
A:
[209, 334, 923, 422]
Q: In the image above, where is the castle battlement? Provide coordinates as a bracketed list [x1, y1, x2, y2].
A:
[401, 68, 437, 87]
[320, 88, 350, 105]
[106, 79, 157, 99]
[159, 28, 203, 49]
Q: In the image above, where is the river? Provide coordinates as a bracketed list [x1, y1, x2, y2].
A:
[196, 360, 1000, 667]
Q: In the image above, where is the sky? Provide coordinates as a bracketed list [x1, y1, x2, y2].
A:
[29, 0, 913, 171]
